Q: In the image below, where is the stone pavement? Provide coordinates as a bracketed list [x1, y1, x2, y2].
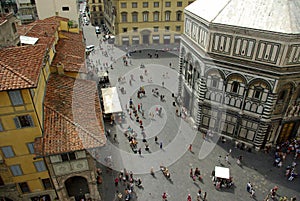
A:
[83, 26, 300, 201]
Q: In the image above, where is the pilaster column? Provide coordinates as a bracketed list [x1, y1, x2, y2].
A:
[195, 77, 207, 128]
[254, 93, 277, 149]
[177, 51, 184, 98]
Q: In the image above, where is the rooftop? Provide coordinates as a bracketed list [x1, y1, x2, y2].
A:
[185, 0, 300, 34]
[0, 44, 47, 91]
[52, 31, 86, 73]
[34, 74, 106, 156]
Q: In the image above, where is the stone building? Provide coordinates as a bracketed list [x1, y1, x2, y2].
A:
[113, 0, 194, 46]
[178, 0, 300, 149]
[88, 0, 104, 26]
[0, 12, 20, 49]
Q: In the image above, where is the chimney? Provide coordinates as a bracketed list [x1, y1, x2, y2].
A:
[57, 62, 64, 75]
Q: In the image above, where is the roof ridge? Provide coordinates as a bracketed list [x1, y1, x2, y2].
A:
[44, 104, 104, 143]
[211, 0, 232, 22]
[0, 60, 35, 86]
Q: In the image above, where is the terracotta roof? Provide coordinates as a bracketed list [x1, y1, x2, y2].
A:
[0, 44, 47, 91]
[42, 16, 69, 24]
[34, 74, 106, 156]
[52, 31, 86, 73]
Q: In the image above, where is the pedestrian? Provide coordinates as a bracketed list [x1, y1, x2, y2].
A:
[246, 182, 252, 193]
[138, 104, 140, 112]
[187, 194, 192, 201]
[189, 144, 192, 152]
[113, 134, 117, 142]
[155, 136, 158, 144]
[203, 192, 207, 201]
[225, 154, 229, 163]
[160, 142, 163, 149]
[250, 187, 255, 198]
[162, 81, 164, 88]
[176, 108, 179, 116]
[228, 148, 232, 155]
[140, 103, 143, 111]
[190, 168, 194, 178]
[114, 177, 119, 186]
[169, 62, 172, 68]
[218, 155, 222, 163]
[162, 192, 168, 201]
[138, 148, 142, 156]
[197, 189, 202, 201]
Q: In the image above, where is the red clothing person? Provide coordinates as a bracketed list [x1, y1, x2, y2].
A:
[187, 194, 192, 201]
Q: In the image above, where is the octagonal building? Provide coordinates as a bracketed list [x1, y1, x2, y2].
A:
[178, 0, 300, 149]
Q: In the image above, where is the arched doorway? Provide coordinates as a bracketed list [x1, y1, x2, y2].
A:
[65, 176, 89, 201]
[141, 29, 151, 45]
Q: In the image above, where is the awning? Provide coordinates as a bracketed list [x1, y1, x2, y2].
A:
[174, 35, 181, 39]
[20, 35, 39, 45]
[152, 36, 160, 40]
[132, 37, 139, 41]
[122, 37, 129, 41]
[164, 35, 171, 39]
[101, 87, 123, 114]
[215, 166, 230, 179]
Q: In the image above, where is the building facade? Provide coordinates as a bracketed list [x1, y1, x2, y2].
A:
[15, 0, 37, 24]
[0, 22, 58, 200]
[103, 0, 115, 34]
[179, 0, 300, 149]
[113, 0, 194, 46]
[0, 12, 20, 49]
[88, 0, 104, 26]
[35, 0, 80, 27]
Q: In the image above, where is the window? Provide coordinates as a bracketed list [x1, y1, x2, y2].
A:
[143, 2, 148, 8]
[99, 5, 102, 11]
[177, 1, 182, 7]
[132, 2, 137, 8]
[277, 90, 286, 102]
[121, 2, 126, 8]
[153, 11, 159, 21]
[176, 26, 181, 31]
[165, 11, 171, 21]
[61, 152, 76, 162]
[8, 90, 24, 106]
[92, 0, 95, 3]
[12, 23, 17, 33]
[0, 120, 3, 132]
[211, 78, 219, 88]
[14, 115, 34, 129]
[121, 12, 127, 22]
[133, 27, 138, 32]
[165, 26, 170, 31]
[42, 178, 53, 190]
[34, 161, 46, 172]
[62, 6, 69, 11]
[93, 6, 96, 11]
[132, 12, 138, 22]
[231, 81, 239, 93]
[19, 182, 30, 193]
[154, 2, 159, 7]
[10, 165, 22, 176]
[143, 12, 149, 22]
[253, 89, 262, 99]
[1, 146, 14, 158]
[153, 26, 159, 32]
[165, 2, 171, 7]
[176, 11, 182, 21]
[122, 28, 128, 33]
[27, 142, 35, 154]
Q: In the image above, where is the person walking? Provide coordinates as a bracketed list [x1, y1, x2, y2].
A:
[162, 81, 165, 88]
[138, 148, 142, 156]
[246, 181, 252, 193]
[218, 155, 222, 163]
[188, 144, 193, 152]
[203, 192, 207, 201]
[187, 194, 192, 201]
[197, 189, 202, 201]
[114, 177, 119, 186]
[225, 154, 229, 164]
[162, 192, 168, 201]
[155, 136, 158, 144]
[160, 142, 163, 149]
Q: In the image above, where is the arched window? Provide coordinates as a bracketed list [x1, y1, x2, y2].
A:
[277, 90, 287, 103]
[165, 11, 171, 21]
[153, 11, 159, 21]
[143, 11, 149, 22]
[176, 11, 182, 21]
[121, 12, 127, 22]
[132, 12, 138, 22]
[231, 81, 240, 93]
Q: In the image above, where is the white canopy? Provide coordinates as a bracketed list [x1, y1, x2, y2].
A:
[215, 166, 230, 179]
[20, 35, 39, 45]
[101, 87, 122, 114]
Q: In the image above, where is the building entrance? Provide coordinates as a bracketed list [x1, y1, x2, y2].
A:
[65, 176, 89, 201]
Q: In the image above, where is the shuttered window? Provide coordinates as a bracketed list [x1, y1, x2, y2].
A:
[14, 115, 34, 129]
[8, 90, 24, 106]
[10, 165, 23, 176]
[1, 146, 15, 158]
[34, 161, 46, 172]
